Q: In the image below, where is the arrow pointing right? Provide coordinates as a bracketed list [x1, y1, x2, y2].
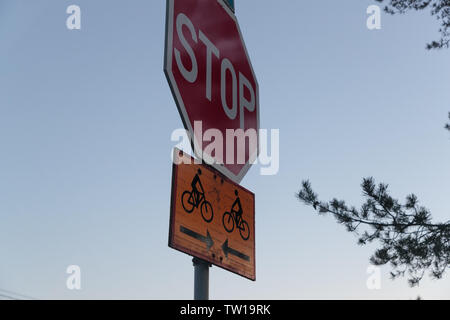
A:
[180, 226, 214, 251]
[221, 239, 250, 262]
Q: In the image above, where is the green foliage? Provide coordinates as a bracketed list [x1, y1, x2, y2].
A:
[297, 178, 450, 286]
[375, 0, 450, 49]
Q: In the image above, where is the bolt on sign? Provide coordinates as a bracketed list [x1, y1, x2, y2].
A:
[164, 0, 259, 184]
[169, 149, 256, 280]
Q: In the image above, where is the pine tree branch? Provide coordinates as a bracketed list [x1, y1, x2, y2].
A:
[297, 177, 450, 286]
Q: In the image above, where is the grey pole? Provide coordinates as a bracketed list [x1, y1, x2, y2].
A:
[193, 258, 211, 300]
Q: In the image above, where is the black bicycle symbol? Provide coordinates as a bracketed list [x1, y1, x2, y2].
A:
[222, 190, 250, 241]
[181, 169, 214, 223]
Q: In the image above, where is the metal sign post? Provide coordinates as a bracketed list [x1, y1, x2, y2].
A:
[193, 258, 211, 300]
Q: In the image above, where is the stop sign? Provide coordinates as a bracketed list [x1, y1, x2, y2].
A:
[164, 0, 259, 183]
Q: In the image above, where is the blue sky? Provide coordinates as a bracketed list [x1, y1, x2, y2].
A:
[1, 0, 449, 299]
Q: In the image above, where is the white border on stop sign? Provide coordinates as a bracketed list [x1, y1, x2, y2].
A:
[163, 0, 260, 184]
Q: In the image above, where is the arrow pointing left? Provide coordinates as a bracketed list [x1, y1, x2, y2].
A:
[180, 226, 214, 251]
[222, 239, 250, 262]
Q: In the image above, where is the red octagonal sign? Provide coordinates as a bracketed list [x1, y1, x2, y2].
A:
[164, 0, 259, 183]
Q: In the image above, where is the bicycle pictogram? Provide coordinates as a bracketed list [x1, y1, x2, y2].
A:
[222, 190, 250, 241]
[181, 169, 214, 223]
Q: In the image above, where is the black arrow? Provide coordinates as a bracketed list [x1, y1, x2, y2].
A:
[221, 239, 250, 262]
[180, 226, 214, 251]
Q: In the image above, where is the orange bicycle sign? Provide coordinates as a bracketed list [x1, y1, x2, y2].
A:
[169, 148, 256, 281]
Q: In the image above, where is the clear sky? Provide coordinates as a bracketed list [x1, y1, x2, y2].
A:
[1, 0, 449, 299]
